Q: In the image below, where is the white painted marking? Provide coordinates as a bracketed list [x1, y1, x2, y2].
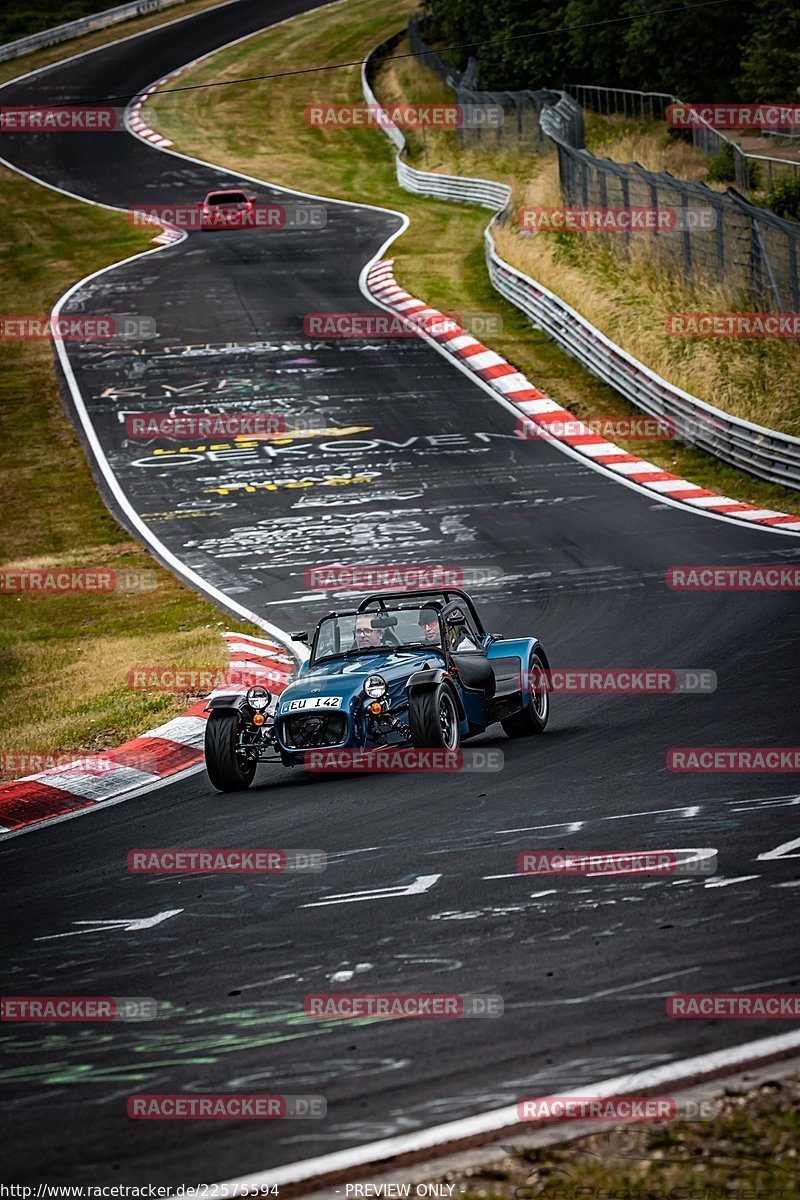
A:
[495, 821, 585, 834]
[486, 847, 716, 879]
[608, 461, 662, 475]
[465, 350, 506, 370]
[143, 715, 207, 746]
[757, 836, 800, 861]
[520, 968, 704, 1007]
[214, 1028, 800, 1189]
[703, 875, 760, 888]
[603, 805, 701, 821]
[491, 373, 531, 393]
[35, 909, 183, 940]
[302, 875, 441, 908]
[578, 442, 624, 458]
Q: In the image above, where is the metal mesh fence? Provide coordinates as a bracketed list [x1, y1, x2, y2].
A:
[408, 18, 800, 310]
[565, 83, 800, 192]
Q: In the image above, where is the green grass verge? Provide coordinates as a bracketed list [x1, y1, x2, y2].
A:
[145, 0, 800, 515]
[0, 164, 257, 772]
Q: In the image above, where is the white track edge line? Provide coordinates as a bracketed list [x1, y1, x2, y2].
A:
[217, 1029, 800, 1189]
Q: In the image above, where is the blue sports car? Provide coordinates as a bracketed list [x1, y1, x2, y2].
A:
[203, 587, 550, 791]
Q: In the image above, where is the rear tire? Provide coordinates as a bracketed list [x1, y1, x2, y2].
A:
[408, 684, 461, 750]
[501, 652, 549, 737]
[205, 710, 256, 792]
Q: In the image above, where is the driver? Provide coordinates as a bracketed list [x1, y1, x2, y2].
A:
[354, 614, 385, 649]
[418, 607, 442, 645]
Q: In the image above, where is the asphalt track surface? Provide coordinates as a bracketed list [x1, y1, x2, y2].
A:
[1, 0, 800, 1184]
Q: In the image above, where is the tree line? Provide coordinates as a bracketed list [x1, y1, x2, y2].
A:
[421, 0, 800, 101]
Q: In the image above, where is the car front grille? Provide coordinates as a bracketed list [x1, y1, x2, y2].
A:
[280, 713, 348, 750]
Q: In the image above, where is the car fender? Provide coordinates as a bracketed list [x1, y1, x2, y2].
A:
[486, 638, 550, 709]
[406, 669, 466, 721]
[205, 693, 250, 713]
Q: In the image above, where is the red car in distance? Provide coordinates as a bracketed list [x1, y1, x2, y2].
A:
[200, 189, 256, 230]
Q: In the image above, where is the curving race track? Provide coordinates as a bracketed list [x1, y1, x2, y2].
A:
[1, 0, 800, 1185]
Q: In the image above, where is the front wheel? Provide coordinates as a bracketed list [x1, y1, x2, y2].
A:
[204, 710, 257, 792]
[408, 683, 461, 750]
[501, 651, 549, 737]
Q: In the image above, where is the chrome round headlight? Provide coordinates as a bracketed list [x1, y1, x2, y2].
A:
[364, 674, 387, 700]
[246, 685, 271, 710]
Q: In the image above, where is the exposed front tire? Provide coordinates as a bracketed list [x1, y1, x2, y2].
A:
[501, 651, 549, 737]
[204, 710, 257, 792]
[408, 683, 461, 750]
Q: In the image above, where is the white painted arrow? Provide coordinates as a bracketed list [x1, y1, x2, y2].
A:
[303, 875, 440, 908]
[757, 836, 800, 861]
[35, 909, 183, 940]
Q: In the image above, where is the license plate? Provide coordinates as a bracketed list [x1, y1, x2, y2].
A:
[286, 696, 343, 711]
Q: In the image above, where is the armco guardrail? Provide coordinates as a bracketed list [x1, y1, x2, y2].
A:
[397, 156, 511, 211]
[362, 35, 800, 491]
[362, 38, 510, 212]
[0, 0, 189, 63]
[564, 83, 800, 192]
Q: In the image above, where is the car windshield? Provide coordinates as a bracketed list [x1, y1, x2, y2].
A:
[206, 192, 248, 206]
[312, 605, 445, 662]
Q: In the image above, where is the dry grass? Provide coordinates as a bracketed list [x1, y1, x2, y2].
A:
[494, 156, 800, 434]
[382, 43, 800, 438]
[583, 112, 712, 180]
[411, 1078, 800, 1200]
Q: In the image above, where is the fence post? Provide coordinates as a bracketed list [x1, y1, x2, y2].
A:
[715, 199, 725, 280]
[790, 236, 799, 311]
[621, 174, 631, 247]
